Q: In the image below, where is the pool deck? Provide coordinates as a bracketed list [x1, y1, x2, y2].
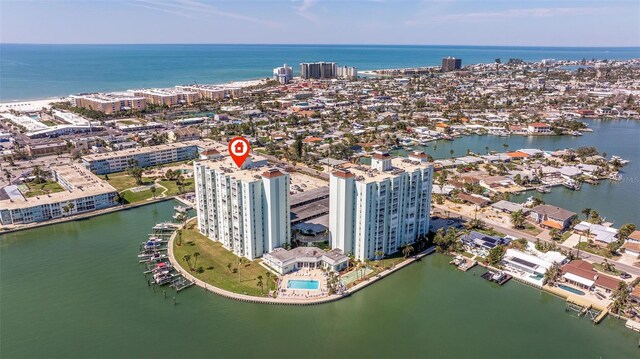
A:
[167, 219, 437, 305]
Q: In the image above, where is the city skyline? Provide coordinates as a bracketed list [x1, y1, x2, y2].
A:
[1, 0, 639, 47]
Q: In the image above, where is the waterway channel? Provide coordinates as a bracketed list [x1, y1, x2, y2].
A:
[1, 201, 638, 358]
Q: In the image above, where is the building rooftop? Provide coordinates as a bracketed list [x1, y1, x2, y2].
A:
[82, 140, 214, 162]
[333, 156, 432, 184]
[195, 153, 273, 183]
[0, 164, 117, 210]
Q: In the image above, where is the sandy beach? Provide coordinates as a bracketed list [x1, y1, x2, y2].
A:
[0, 97, 66, 113]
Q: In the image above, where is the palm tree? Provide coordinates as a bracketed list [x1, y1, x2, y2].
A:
[449, 149, 455, 159]
[582, 208, 592, 220]
[193, 252, 200, 270]
[502, 143, 509, 152]
[402, 244, 413, 258]
[256, 275, 264, 294]
[150, 185, 156, 198]
[62, 205, 70, 216]
[543, 262, 561, 286]
[510, 209, 526, 229]
[265, 272, 272, 293]
[227, 262, 232, 273]
[183, 254, 192, 270]
[485, 146, 490, 155]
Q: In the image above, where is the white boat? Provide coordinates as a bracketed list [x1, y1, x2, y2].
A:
[491, 272, 507, 281]
[536, 186, 551, 193]
[562, 178, 581, 190]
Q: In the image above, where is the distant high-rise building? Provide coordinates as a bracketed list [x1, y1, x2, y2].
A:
[441, 57, 462, 72]
[300, 62, 337, 79]
[273, 64, 293, 84]
[329, 151, 433, 261]
[336, 66, 358, 80]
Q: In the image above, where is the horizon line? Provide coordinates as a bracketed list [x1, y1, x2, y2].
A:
[1, 42, 640, 49]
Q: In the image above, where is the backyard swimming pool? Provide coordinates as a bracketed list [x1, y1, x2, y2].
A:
[558, 284, 586, 296]
[287, 279, 319, 290]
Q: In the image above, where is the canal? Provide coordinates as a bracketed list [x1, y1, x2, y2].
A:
[1, 200, 638, 358]
[400, 119, 640, 226]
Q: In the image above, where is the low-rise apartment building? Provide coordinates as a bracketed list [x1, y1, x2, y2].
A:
[0, 164, 117, 225]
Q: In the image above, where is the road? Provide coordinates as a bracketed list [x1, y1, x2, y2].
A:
[432, 204, 640, 278]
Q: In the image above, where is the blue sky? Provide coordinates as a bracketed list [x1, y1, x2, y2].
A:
[1, 0, 639, 46]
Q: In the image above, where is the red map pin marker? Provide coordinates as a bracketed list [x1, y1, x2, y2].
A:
[228, 136, 251, 168]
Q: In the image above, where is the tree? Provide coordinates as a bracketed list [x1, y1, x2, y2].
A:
[67, 202, 74, 213]
[611, 281, 630, 315]
[127, 165, 144, 185]
[582, 208, 592, 220]
[618, 223, 637, 241]
[183, 254, 192, 270]
[543, 262, 562, 286]
[62, 205, 70, 216]
[467, 218, 485, 230]
[487, 245, 505, 266]
[193, 252, 200, 270]
[510, 209, 526, 229]
[165, 169, 176, 181]
[150, 185, 156, 198]
[32, 165, 46, 184]
[402, 243, 413, 258]
[502, 143, 509, 152]
[449, 149, 455, 159]
[265, 272, 272, 294]
[257, 275, 264, 294]
[227, 262, 232, 273]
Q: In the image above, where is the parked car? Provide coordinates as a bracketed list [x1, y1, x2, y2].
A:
[620, 272, 631, 279]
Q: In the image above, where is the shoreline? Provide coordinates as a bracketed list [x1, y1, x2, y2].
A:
[167, 218, 436, 305]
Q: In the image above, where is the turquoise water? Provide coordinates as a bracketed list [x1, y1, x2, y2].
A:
[1, 44, 639, 101]
[558, 284, 586, 296]
[287, 279, 320, 290]
[1, 201, 639, 358]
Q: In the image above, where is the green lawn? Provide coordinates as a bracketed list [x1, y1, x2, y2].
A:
[522, 224, 543, 236]
[593, 262, 621, 275]
[121, 189, 155, 204]
[41, 120, 57, 126]
[23, 181, 65, 198]
[158, 179, 194, 196]
[173, 222, 275, 297]
[101, 172, 154, 191]
[575, 242, 618, 259]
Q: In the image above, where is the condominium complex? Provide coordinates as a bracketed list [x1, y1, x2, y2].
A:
[82, 140, 211, 174]
[336, 66, 358, 80]
[300, 62, 337, 80]
[0, 164, 117, 225]
[175, 85, 244, 100]
[70, 93, 147, 114]
[194, 155, 291, 260]
[273, 64, 293, 84]
[441, 57, 462, 72]
[133, 88, 201, 106]
[329, 151, 433, 261]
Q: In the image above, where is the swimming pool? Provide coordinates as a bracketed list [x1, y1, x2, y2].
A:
[287, 279, 319, 290]
[558, 284, 586, 296]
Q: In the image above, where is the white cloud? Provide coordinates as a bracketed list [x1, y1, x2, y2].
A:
[293, 0, 319, 23]
[406, 6, 604, 26]
[130, 0, 282, 28]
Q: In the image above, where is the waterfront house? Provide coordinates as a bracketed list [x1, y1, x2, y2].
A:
[502, 248, 566, 278]
[623, 241, 640, 258]
[529, 204, 576, 230]
[491, 200, 529, 214]
[262, 247, 348, 275]
[527, 122, 552, 134]
[460, 231, 509, 255]
[561, 260, 621, 294]
[456, 193, 491, 207]
[573, 222, 618, 244]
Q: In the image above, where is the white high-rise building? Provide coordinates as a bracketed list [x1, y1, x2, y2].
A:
[336, 66, 358, 80]
[273, 64, 293, 84]
[194, 155, 291, 260]
[329, 151, 433, 261]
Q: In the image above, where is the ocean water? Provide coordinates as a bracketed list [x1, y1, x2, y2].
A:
[1, 44, 639, 101]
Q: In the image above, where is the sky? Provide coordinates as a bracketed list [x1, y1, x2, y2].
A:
[1, 0, 639, 47]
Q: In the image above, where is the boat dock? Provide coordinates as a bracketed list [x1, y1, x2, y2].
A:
[565, 295, 608, 324]
[480, 271, 512, 286]
[449, 256, 477, 272]
[625, 319, 640, 332]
